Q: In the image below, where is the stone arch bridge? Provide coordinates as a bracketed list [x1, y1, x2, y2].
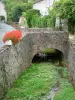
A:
[0, 28, 75, 98]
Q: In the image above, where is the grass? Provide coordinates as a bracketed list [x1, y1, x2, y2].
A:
[54, 67, 75, 100]
[5, 63, 75, 100]
[54, 79, 75, 100]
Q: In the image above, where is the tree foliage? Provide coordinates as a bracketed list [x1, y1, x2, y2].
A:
[0, 16, 5, 21]
[51, 0, 75, 34]
[3, 0, 56, 28]
[23, 10, 55, 28]
[3, 0, 33, 22]
[23, 9, 40, 27]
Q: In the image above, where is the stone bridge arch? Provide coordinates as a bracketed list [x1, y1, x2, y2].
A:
[21, 28, 69, 61]
[0, 28, 70, 98]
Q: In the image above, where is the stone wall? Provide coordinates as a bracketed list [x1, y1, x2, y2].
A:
[0, 29, 69, 98]
[68, 40, 75, 87]
[21, 28, 69, 59]
[0, 47, 10, 99]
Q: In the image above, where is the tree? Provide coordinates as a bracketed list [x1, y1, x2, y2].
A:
[41, 15, 55, 28]
[25, 9, 40, 27]
[3, 0, 33, 22]
[0, 16, 5, 21]
[51, 0, 75, 34]
[12, 6, 23, 22]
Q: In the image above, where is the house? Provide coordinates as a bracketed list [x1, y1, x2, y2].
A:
[33, 0, 68, 31]
[0, 1, 7, 22]
[33, 0, 55, 16]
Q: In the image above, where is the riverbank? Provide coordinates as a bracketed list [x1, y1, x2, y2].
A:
[4, 63, 75, 100]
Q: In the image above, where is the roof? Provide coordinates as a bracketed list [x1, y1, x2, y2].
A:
[33, 0, 43, 4]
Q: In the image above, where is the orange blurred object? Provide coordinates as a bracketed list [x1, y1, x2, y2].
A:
[3, 30, 22, 44]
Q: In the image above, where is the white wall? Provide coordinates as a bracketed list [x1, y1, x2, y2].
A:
[0, 1, 7, 21]
[33, 0, 54, 16]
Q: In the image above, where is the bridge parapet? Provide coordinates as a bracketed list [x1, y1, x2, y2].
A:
[68, 40, 75, 87]
[21, 28, 69, 40]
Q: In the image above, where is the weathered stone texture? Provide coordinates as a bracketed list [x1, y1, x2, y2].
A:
[23, 29, 69, 60]
[68, 40, 75, 87]
[0, 28, 70, 97]
[0, 47, 10, 98]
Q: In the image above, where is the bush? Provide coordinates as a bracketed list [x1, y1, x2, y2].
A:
[3, 30, 22, 44]
[25, 9, 40, 27]
[11, 6, 23, 22]
[0, 16, 5, 21]
[23, 9, 55, 28]
[3, 0, 33, 22]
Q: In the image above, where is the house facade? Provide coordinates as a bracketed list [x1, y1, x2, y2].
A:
[33, 0, 68, 31]
[33, 0, 55, 16]
[0, 1, 7, 21]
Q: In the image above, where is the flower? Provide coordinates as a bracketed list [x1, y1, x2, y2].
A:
[3, 30, 22, 44]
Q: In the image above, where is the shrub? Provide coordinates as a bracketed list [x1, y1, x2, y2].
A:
[0, 16, 5, 21]
[3, 30, 22, 44]
[25, 9, 40, 27]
